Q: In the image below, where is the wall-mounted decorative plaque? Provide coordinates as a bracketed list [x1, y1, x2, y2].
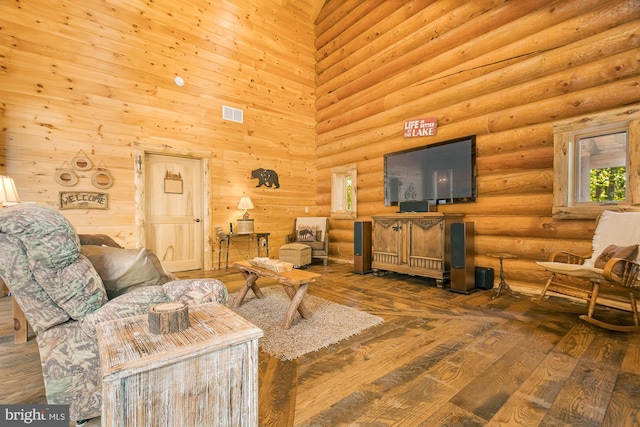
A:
[91, 161, 113, 189]
[164, 171, 183, 194]
[71, 150, 93, 171]
[55, 162, 79, 187]
[59, 192, 108, 210]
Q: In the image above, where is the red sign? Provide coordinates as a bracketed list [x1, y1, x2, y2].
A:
[403, 117, 438, 138]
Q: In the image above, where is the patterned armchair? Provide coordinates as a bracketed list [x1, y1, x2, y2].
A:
[0, 204, 228, 423]
[285, 217, 329, 266]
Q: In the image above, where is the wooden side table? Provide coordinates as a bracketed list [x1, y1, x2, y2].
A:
[97, 302, 263, 427]
[487, 252, 518, 299]
[218, 232, 270, 269]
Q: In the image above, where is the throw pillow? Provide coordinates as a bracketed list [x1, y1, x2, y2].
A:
[81, 245, 176, 299]
[296, 225, 316, 242]
[78, 234, 123, 248]
[594, 244, 639, 274]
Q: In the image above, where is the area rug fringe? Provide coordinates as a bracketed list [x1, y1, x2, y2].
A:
[226, 286, 383, 361]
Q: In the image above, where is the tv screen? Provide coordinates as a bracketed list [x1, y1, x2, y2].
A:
[384, 136, 476, 206]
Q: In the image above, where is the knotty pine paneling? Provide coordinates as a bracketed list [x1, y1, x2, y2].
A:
[1, 0, 317, 261]
[315, 0, 640, 293]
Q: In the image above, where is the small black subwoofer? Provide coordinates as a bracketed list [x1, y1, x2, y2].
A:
[475, 267, 494, 290]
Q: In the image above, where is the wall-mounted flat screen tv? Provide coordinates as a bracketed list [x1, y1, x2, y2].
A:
[384, 135, 476, 206]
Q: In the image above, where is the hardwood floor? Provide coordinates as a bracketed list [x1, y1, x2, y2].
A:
[1, 262, 639, 426]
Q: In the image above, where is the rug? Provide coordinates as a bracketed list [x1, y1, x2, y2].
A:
[226, 286, 384, 361]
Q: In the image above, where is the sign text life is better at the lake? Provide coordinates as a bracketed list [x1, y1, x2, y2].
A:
[403, 117, 438, 138]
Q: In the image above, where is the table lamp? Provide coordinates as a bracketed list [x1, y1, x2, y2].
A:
[0, 176, 20, 207]
[237, 196, 254, 234]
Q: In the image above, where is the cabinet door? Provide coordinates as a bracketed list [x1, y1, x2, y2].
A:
[408, 218, 444, 273]
[372, 219, 402, 266]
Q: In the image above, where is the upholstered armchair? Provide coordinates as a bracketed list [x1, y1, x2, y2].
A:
[0, 204, 228, 423]
[285, 217, 329, 265]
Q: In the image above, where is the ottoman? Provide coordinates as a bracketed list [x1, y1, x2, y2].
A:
[279, 243, 312, 267]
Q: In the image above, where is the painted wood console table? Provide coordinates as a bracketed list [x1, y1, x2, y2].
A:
[232, 260, 321, 329]
[97, 302, 263, 427]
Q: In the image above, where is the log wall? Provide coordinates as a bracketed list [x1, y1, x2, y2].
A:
[314, 0, 640, 292]
[1, 0, 639, 289]
[0, 0, 317, 266]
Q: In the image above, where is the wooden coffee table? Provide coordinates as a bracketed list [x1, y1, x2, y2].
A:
[232, 260, 321, 329]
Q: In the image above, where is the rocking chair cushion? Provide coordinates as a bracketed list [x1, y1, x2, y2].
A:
[594, 244, 639, 273]
[536, 261, 604, 279]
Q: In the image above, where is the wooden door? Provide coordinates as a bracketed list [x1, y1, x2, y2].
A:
[145, 154, 203, 272]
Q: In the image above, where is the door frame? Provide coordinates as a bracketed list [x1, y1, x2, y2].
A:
[133, 143, 213, 271]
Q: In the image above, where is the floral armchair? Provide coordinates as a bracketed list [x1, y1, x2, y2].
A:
[0, 204, 228, 423]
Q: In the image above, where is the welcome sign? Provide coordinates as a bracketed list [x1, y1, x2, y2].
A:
[403, 117, 438, 138]
[59, 191, 108, 209]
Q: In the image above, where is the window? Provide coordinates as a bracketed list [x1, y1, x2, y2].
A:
[577, 130, 627, 203]
[552, 106, 640, 219]
[331, 164, 357, 219]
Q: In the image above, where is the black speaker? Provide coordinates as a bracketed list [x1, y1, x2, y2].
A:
[354, 221, 372, 274]
[449, 222, 475, 294]
[399, 200, 434, 213]
[475, 267, 494, 290]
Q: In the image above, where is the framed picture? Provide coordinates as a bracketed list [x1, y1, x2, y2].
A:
[164, 178, 183, 194]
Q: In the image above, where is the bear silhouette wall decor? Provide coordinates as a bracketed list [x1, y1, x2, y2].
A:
[251, 168, 280, 188]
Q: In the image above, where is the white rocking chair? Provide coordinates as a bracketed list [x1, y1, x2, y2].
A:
[536, 210, 640, 332]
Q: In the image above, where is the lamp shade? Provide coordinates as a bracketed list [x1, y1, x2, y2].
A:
[0, 176, 20, 206]
[237, 197, 254, 210]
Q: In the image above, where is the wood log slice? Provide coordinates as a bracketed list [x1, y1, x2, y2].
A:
[148, 303, 190, 335]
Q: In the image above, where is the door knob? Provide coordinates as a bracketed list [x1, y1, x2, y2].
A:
[194, 218, 201, 223]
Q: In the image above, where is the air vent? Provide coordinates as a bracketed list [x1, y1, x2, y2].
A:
[222, 106, 244, 123]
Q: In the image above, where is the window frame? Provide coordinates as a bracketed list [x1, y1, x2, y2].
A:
[552, 105, 640, 219]
[330, 163, 357, 219]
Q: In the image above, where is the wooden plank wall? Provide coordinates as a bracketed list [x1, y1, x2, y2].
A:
[0, 0, 317, 266]
[314, 0, 640, 293]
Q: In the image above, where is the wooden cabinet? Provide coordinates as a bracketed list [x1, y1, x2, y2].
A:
[97, 302, 263, 427]
[372, 213, 463, 285]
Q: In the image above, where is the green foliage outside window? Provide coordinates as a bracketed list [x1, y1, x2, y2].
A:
[345, 175, 352, 210]
[590, 167, 626, 202]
